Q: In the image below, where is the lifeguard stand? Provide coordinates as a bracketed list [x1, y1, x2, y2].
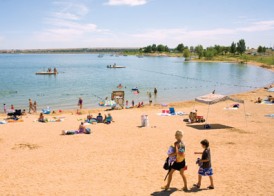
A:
[111, 91, 125, 108]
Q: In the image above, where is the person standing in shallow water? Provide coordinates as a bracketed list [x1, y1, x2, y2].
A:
[78, 97, 83, 109]
[29, 99, 33, 113]
[154, 87, 158, 96]
[33, 101, 37, 113]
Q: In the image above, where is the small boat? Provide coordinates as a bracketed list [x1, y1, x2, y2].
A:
[36, 72, 58, 75]
[98, 54, 104, 58]
[107, 64, 126, 69]
[137, 55, 144, 58]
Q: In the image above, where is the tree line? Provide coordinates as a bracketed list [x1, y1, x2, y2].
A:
[140, 39, 271, 60]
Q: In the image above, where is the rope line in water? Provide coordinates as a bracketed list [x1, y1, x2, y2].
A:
[129, 67, 274, 89]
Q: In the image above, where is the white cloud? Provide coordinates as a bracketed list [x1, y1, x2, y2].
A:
[131, 20, 274, 46]
[35, 1, 107, 42]
[105, 0, 148, 6]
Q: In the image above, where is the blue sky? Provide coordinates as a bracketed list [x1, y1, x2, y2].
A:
[0, 0, 273, 49]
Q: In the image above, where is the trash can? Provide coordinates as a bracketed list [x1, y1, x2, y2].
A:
[141, 114, 149, 127]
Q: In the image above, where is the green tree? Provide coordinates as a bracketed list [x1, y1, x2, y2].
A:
[176, 43, 185, 52]
[151, 44, 157, 52]
[257, 46, 263, 53]
[195, 45, 204, 59]
[164, 45, 170, 52]
[157, 44, 165, 52]
[230, 42, 236, 55]
[144, 45, 152, 53]
[203, 47, 218, 60]
[214, 45, 222, 54]
[237, 39, 246, 55]
[183, 48, 190, 58]
[190, 46, 194, 53]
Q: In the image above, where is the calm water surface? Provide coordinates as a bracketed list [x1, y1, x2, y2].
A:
[0, 54, 273, 111]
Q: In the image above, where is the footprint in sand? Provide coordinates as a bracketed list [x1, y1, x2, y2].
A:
[12, 143, 41, 150]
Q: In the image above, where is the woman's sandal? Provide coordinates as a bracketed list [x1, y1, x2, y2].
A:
[182, 187, 188, 192]
[207, 186, 214, 189]
[193, 184, 200, 188]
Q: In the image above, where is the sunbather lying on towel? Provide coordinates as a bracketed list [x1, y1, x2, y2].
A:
[62, 122, 91, 135]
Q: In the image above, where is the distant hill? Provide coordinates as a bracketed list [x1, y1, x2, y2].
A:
[0, 47, 139, 54]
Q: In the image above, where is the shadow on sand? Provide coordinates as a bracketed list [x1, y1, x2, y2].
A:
[187, 123, 233, 130]
[151, 187, 211, 195]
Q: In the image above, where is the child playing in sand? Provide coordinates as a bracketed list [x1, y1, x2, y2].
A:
[194, 139, 214, 189]
[162, 130, 188, 191]
[38, 113, 46, 123]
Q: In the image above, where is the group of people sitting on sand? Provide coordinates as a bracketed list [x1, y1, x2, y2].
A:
[86, 113, 114, 124]
[255, 95, 274, 103]
[125, 100, 144, 109]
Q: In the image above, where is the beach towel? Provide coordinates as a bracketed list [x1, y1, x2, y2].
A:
[261, 100, 274, 105]
[224, 107, 239, 110]
[265, 114, 274, 118]
[63, 128, 91, 135]
[177, 112, 188, 116]
[268, 87, 274, 92]
[0, 120, 7, 124]
[167, 146, 176, 164]
[7, 119, 24, 123]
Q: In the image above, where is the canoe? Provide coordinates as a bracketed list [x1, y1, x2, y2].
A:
[36, 72, 58, 75]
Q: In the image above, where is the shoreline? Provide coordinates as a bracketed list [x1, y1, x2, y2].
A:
[1, 83, 272, 118]
[190, 58, 274, 72]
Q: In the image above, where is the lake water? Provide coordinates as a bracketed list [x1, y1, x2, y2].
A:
[0, 54, 273, 111]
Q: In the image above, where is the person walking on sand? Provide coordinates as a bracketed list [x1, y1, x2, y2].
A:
[193, 139, 214, 190]
[162, 130, 188, 191]
[33, 101, 37, 113]
[78, 97, 83, 109]
[29, 99, 33, 113]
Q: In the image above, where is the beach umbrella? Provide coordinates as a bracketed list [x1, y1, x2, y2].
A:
[195, 93, 246, 127]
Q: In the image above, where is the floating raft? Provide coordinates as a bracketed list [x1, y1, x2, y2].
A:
[35, 72, 58, 75]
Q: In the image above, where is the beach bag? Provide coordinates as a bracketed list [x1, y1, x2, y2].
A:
[163, 157, 173, 181]
[163, 157, 171, 170]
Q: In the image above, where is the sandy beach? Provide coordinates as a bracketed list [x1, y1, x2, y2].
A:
[190, 59, 274, 72]
[0, 85, 273, 196]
